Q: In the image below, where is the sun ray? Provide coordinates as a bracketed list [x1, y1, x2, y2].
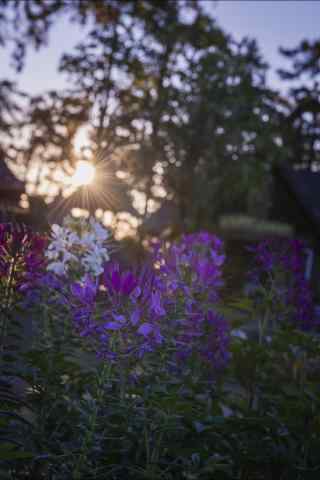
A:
[47, 158, 137, 228]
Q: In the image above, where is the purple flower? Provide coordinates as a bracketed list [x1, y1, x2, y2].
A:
[71, 276, 97, 304]
[121, 271, 138, 295]
[201, 310, 230, 369]
[103, 262, 138, 297]
[0, 224, 47, 299]
[70, 262, 165, 362]
[152, 231, 230, 371]
[67, 230, 230, 372]
[248, 237, 316, 330]
[130, 308, 140, 326]
[150, 291, 166, 317]
[138, 322, 163, 344]
[153, 231, 225, 307]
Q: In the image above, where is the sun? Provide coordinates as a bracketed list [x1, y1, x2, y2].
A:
[71, 161, 96, 187]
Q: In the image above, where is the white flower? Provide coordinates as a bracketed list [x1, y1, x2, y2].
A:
[83, 256, 103, 276]
[77, 221, 109, 251]
[51, 224, 70, 244]
[82, 244, 109, 277]
[48, 224, 78, 253]
[45, 248, 59, 261]
[231, 329, 247, 340]
[89, 218, 109, 242]
[69, 232, 80, 244]
[99, 251, 109, 265]
[220, 404, 233, 418]
[47, 261, 67, 276]
[51, 224, 63, 237]
[79, 232, 95, 248]
[46, 216, 111, 279]
[62, 251, 77, 263]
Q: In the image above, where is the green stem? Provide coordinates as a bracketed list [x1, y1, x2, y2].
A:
[259, 308, 269, 345]
[73, 363, 110, 479]
[0, 255, 18, 356]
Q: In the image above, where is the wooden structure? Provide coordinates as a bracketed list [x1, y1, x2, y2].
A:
[271, 163, 320, 299]
[0, 152, 25, 203]
[271, 164, 320, 242]
[0, 152, 27, 222]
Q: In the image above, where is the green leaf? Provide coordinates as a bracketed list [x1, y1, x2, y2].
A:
[0, 444, 33, 461]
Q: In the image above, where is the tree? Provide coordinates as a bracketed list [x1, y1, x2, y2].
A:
[279, 39, 320, 169]
[159, 36, 284, 229]
[0, 0, 285, 235]
[0, 80, 26, 158]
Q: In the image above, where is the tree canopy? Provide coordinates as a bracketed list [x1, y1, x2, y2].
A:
[279, 39, 320, 169]
[0, 0, 314, 236]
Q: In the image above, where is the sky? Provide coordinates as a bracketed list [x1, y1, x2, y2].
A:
[208, 0, 320, 91]
[1, 0, 320, 95]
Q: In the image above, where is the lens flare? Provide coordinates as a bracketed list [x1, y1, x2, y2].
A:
[71, 161, 96, 187]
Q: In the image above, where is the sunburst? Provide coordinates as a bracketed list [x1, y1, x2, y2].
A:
[48, 159, 132, 223]
[70, 161, 96, 187]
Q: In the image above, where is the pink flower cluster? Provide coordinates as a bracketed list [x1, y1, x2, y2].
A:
[0, 223, 47, 293]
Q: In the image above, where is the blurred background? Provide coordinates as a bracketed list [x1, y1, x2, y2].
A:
[0, 0, 320, 270]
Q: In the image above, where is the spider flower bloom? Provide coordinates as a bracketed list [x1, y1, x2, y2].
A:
[0, 223, 47, 292]
[70, 263, 164, 360]
[174, 305, 230, 371]
[103, 262, 138, 297]
[154, 232, 230, 370]
[154, 231, 225, 304]
[248, 237, 315, 330]
[201, 310, 230, 369]
[46, 216, 110, 279]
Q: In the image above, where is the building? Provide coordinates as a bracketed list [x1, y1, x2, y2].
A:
[0, 152, 27, 222]
[271, 163, 320, 297]
[271, 164, 320, 243]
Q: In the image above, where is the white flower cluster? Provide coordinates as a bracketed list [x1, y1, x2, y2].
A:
[46, 216, 110, 278]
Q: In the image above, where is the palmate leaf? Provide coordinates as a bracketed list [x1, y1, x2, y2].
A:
[225, 296, 254, 312]
[0, 410, 33, 427]
[0, 443, 33, 461]
[217, 297, 254, 326]
[0, 370, 36, 475]
[0, 417, 34, 476]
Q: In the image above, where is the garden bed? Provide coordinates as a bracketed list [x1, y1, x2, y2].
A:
[1, 219, 320, 479]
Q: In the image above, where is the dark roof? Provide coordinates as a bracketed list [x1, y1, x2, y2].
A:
[0, 152, 25, 193]
[275, 164, 320, 237]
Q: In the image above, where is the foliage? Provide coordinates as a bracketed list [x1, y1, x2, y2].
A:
[0, 223, 47, 478]
[247, 237, 315, 335]
[0, 218, 320, 479]
[0, 0, 287, 231]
